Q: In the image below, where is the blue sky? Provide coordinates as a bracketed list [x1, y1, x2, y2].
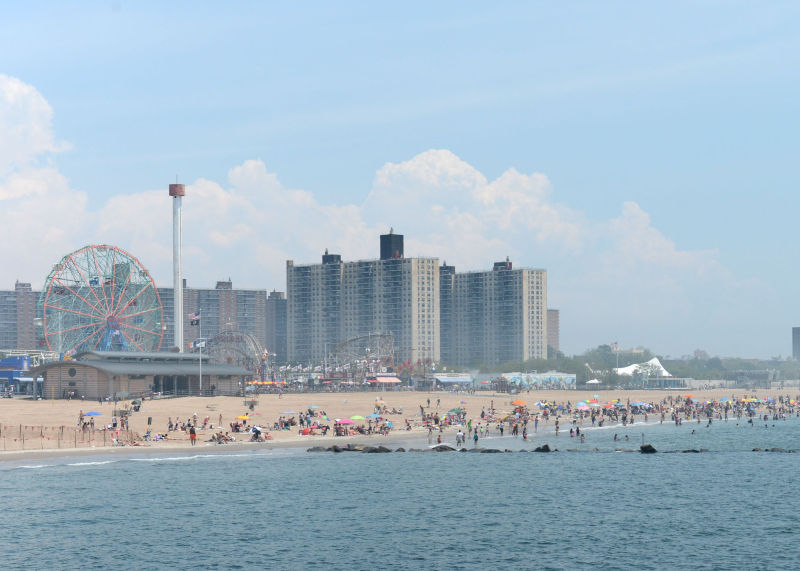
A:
[1, 2, 799, 358]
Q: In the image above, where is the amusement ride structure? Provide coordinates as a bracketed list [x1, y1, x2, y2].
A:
[38, 245, 163, 354]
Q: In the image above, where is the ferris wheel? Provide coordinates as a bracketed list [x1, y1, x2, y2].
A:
[39, 245, 164, 354]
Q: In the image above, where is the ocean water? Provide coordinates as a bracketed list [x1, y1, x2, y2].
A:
[2, 417, 799, 570]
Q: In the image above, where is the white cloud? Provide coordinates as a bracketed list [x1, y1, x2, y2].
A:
[0, 75, 766, 356]
[0, 74, 69, 177]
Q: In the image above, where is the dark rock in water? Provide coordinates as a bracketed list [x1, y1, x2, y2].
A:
[395, 447, 406, 452]
[331, 445, 342, 453]
[518, 449, 528, 453]
[681, 449, 701, 453]
[364, 445, 391, 453]
[306, 446, 328, 452]
[504, 449, 513, 453]
[432, 444, 455, 452]
[533, 444, 551, 452]
[467, 448, 483, 453]
[347, 444, 365, 452]
[767, 447, 787, 453]
[480, 448, 502, 453]
[640, 444, 657, 454]
[752, 448, 763, 452]
[408, 448, 424, 452]
[459, 448, 467, 452]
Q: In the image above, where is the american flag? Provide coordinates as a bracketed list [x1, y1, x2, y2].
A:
[189, 311, 200, 325]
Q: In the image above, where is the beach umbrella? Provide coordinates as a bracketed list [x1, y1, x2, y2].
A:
[281, 410, 298, 414]
[460, 400, 467, 405]
[350, 415, 365, 420]
[511, 400, 527, 406]
[308, 405, 319, 409]
[367, 413, 381, 418]
[576, 405, 590, 411]
[337, 419, 354, 425]
[683, 394, 694, 398]
[589, 403, 600, 408]
[84, 411, 102, 416]
[237, 415, 250, 420]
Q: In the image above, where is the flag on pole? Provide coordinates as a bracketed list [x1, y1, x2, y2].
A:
[189, 311, 201, 325]
[191, 340, 206, 349]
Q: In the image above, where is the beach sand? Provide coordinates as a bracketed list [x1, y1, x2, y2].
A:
[0, 387, 787, 460]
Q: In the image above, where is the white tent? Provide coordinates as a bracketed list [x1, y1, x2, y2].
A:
[614, 357, 671, 377]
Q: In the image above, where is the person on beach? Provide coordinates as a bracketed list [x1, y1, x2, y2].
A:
[473, 431, 478, 446]
[189, 426, 197, 446]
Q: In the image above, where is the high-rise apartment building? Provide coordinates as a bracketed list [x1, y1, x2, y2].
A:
[438, 262, 456, 366]
[286, 232, 440, 366]
[145, 280, 270, 351]
[547, 308, 560, 355]
[266, 290, 288, 364]
[793, 327, 800, 360]
[0, 282, 38, 350]
[440, 258, 547, 367]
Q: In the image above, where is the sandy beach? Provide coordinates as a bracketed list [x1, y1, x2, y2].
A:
[0, 387, 792, 460]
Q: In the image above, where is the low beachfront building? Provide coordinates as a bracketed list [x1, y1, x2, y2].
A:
[32, 351, 251, 399]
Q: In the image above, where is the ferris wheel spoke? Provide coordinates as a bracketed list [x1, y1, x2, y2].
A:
[52, 278, 105, 316]
[119, 322, 161, 337]
[45, 319, 105, 337]
[44, 303, 105, 320]
[118, 328, 145, 352]
[115, 283, 154, 317]
[91, 247, 112, 313]
[67, 255, 108, 312]
[111, 267, 133, 315]
[117, 305, 159, 320]
[64, 323, 106, 354]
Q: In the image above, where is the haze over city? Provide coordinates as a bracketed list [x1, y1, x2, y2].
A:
[1, 3, 798, 358]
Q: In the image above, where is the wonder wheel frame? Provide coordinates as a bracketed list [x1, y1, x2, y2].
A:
[38, 245, 163, 354]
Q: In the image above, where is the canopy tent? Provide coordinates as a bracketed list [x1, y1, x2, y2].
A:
[434, 374, 474, 384]
[614, 357, 672, 377]
[367, 376, 402, 384]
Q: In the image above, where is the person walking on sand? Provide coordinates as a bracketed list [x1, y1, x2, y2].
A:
[189, 426, 197, 446]
[473, 431, 478, 447]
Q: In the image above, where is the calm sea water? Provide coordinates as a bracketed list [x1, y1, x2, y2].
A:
[2, 417, 798, 570]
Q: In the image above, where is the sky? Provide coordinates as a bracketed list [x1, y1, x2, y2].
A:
[1, 1, 799, 359]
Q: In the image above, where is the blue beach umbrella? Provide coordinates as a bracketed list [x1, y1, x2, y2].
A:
[84, 411, 102, 416]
